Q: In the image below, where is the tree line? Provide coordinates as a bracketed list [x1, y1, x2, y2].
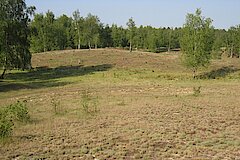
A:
[29, 10, 240, 59]
[29, 11, 182, 53]
[1, 0, 240, 79]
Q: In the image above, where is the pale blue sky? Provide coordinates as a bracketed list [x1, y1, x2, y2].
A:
[26, 0, 240, 29]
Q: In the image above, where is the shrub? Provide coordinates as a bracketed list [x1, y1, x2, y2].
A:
[8, 101, 30, 123]
[0, 101, 30, 139]
[193, 86, 201, 96]
[0, 109, 14, 139]
[81, 91, 99, 115]
[51, 97, 65, 115]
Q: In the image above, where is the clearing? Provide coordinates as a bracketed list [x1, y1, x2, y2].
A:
[0, 49, 240, 159]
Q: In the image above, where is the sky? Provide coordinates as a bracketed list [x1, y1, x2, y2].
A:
[25, 0, 240, 29]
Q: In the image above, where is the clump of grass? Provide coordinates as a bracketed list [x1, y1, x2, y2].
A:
[81, 90, 99, 115]
[113, 72, 119, 78]
[51, 97, 65, 115]
[193, 86, 201, 96]
[117, 99, 126, 106]
[0, 101, 30, 139]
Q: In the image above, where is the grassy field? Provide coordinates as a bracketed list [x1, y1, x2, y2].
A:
[0, 49, 240, 159]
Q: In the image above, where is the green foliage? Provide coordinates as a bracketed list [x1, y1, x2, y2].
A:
[111, 24, 128, 48]
[0, 101, 30, 139]
[73, 9, 83, 49]
[0, 109, 14, 139]
[211, 29, 228, 59]
[126, 17, 136, 52]
[8, 101, 30, 123]
[28, 9, 187, 54]
[81, 91, 99, 115]
[4, 6, 239, 60]
[227, 25, 240, 58]
[99, 24, 113, 48]
[83, 13, 100, 49]
[180, 9, 214, 77]
[30, 11, 74, 53]
[0, 0, 35, 78]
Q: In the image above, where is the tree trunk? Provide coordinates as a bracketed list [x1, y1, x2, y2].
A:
[230, 45, 233, 58]
[168, 30, 171, 52]
[130, 41, 132, 52]
[78, 38, 80, 49]
[0, 69, 6, 79]
[78, 29, 81, 49]
[88, 41, 91, 50]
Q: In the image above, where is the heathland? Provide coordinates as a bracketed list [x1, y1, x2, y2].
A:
[0, 49, 240, 159]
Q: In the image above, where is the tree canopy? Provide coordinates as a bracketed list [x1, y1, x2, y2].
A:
[0, 0, 35, 79]
[180, 9, 214, 78]
[126, 17, 136, 52]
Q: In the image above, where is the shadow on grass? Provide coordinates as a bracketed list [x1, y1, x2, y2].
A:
[198, 66, 240, 79]
[0, 64, 113, 92]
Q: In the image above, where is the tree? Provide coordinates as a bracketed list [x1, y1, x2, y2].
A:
[54, 14, 73, 50]
[111, 24, 127, 48]
[83, 13, 100, 50]
[73, 9, 82, 49]
[0, 0, 35, 79]
[99, 24, 113, 48]
[180, 9, 214, 78]
[30, 14, 45, 53]
[30, 11, 56, 52]
[30, 12, 75, 52]
[212, 29, 228, 59]
[134, 25, 146, 49]
[43, 11, 56, 51]
[227, 26, 240, 58]
[126, 17, 136, 52]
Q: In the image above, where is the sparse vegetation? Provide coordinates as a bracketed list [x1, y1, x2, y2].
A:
[81, 90, 99, 115]
[193, 86, 201, 96]
[51, 96, 65, 115]
[0, 1, 240, 158]
[0, 49, 240, 159]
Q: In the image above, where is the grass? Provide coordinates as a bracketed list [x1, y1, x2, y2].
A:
[0, 49, 240, 159]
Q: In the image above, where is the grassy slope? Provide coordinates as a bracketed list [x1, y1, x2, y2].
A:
[0, 49, 240, 159]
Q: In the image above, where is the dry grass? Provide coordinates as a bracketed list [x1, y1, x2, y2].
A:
[0, 49, 240, 159]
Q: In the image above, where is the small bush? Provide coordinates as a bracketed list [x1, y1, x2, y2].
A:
[193, 86, 201, 96]
[81, 91, 99, 115]
[0, 109, 14, 139]
[0, 101, 30, 139]
[8, 101, 30, 123]
[51, 97, 65, 115]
